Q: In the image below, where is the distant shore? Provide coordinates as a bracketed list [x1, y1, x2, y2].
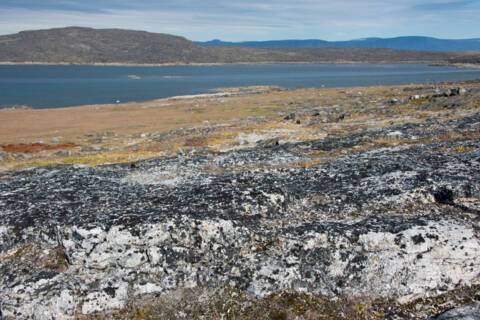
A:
[0, 61, 228, 67]
[0, 60, 464, 67]
[449, 63, 480, 69]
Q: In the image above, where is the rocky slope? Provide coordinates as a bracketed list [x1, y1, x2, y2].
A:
[0, 84, 480, 319]
[0, 27, 471, 65]
[0, 122, 479, 318]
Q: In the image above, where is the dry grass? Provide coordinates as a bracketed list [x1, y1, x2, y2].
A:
[76, 284, 480, 320]
[440, 145, 477, 154]
[0, 92, 281, 145]
[41, 246, 69, 272]
[3, 150, 162, 170]
[184, 131, 239, 149]
[291, 159, 325, 169]
[1, 83, 479, 170]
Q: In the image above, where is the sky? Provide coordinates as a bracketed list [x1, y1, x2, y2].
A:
[0, 0, 479, 41]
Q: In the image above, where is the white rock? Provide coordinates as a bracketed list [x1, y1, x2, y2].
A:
[387, 131, 403, 137]
[134, 282, 164, 296]
[81, 282, 128, 314]
[147, 247, 163, 265]
[118, 249, 146, 268]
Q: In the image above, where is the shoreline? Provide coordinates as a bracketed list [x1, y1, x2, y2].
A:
[0, 60, 464, 67]
[2, 77, 480, 112]
[0, 86, 283, 111]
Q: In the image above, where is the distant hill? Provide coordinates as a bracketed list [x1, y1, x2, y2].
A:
[0, 27, 478, 65]
[199, 36, 480, 52]
[0, 27, 210, 64]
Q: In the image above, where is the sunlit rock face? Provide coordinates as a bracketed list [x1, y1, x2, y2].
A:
[0, 113, 479, 319]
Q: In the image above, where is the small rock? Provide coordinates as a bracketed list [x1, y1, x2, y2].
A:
[13, 153, 32, 160]
[81, 145, 103, 152]
[134, 132, 149, 139]
[443, 103, 461, 109]
[410, 94, 426, 100]
[387, 131, 403, 138]
[388, 98, 400, 105]
[284, 113, 296, 121]
[256, 138, 280, 148]
[55, 150, 72, 157]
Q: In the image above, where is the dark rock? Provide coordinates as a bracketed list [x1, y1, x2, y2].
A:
[284, 113, 296, 121]
[411, 234, 426, 245]
[388, 98, 400, 105]
[256, 138, 280, 148]
[447, 88, 467, 97]
[430, 303, 480, 319]
[434, 188, 455, 205]
[444, 103, 461, 109]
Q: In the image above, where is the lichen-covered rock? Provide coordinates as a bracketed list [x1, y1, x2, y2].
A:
[0, 113, 479, 319]
[430, 303, 480, 320]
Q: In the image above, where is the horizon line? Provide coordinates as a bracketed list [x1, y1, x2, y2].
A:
[1, 26, 479, 42]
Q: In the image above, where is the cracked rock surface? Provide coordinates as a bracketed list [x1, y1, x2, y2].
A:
[0, 111, 479, 319]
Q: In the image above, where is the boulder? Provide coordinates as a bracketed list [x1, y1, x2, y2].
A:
[388, 98, 400, 105]
[256, 137, 280, 148]
[430, 303, 480, 320]
[447, 87, 468, 97]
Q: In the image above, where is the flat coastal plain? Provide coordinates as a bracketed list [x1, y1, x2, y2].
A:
[1, 82, 479, 170]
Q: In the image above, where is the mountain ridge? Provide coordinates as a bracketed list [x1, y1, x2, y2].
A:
[0, 27, 479, 65]
[199, 36, 480, 52]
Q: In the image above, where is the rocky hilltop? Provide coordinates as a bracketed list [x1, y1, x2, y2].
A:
[0, 27, 478, 65]
[0, 82, 480, 319]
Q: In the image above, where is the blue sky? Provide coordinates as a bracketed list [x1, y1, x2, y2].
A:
[0, 0, 479, 40]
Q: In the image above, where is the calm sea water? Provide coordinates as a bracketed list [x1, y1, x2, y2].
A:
[1, 64, 480, 109]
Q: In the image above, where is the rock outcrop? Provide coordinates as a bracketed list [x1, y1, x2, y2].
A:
[430, 303, 480, 319]
[0, 112, 479, 319]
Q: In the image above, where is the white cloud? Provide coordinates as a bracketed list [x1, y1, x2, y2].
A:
[0, 1, 479, 40]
